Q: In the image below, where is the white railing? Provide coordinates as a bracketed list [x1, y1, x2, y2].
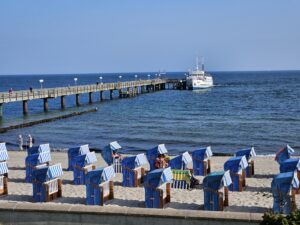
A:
[113, 158, 122, 174]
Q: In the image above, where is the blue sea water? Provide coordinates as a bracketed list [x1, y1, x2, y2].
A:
[0, 71, 299, 154]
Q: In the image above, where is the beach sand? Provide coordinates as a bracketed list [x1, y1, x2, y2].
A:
[1, 151, 297, 213]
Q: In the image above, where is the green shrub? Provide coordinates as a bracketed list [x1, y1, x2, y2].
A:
[260, 211, 300, 225]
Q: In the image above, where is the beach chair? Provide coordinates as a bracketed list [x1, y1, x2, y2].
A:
[0, 162, 8, 195]
[192, 146, 213, 176]
[203, 171, 232, 211]
[144, 167, 173, 208]
[101, 141, 122, 173]
[235, 147, 256, 177]
[27, 143, 50, 156]
[122, 154, 147, 187]
[171, 169, 191, 189]
[67, 144, 90, 171]
[32, 164, 63, 202]
[272, 171, 299, 214]
[25, 151, 51, 183]
[146, 144, 168, 171]
[280, 158, 300, 193]
[0, 143, 9, 177]
[86, 165, 115, 206]
[224, 156, 248, 192]
[275, 144, 295, 165]
[169, 151, 193, 170]
[73, 152, 97, 185]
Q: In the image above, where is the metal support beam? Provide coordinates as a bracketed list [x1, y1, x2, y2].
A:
[76, 94, 80, 106]
[89, 92, 93, 103]
[61, 96, 65, 109]
[43, 98, 49, 112]
[23, 100, 28, 115]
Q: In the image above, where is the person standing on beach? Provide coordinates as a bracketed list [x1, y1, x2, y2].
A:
[18, 134, 23, 151]
[28, 134, 33, 148]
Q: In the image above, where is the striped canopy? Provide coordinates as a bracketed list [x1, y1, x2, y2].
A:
[38, 152, 52, 163]
[0, 143, 7, 152]
[135, 154, 148, 167]
[182, 152, 192, 164]
[80, 144, 90, 155]
[102, 165, 115, 181]
[161, 167, 173, 183]
[157, 144, 168, 154]
[0, 161, 8, 175]
[85, 152, 98, 164]
[39, 144, 51, 153]
[222, 170, 232, 187]
[0, 149, 9, 162]
[48, 164, 63, 179]
[110, 141, 122, 151]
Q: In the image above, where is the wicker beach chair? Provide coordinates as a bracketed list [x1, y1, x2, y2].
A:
[122, 154, 147, 187]
[25, 151, 51, 183]
[275, 144, 295, 165]
[280, 158, 300, 193]
[224, 156, 248, 192]
[192, 146, 213, 176]
[67, 144, 90, 171]
[235, 147, 256, 177]
[73, 152, 97, 185]
[86, 165, 115, 206]
[272, 171, 299, 214]
[203, 171, 232, 211]
[0, 161, 8, 195]
[101, 141, 123, 173]
[27, 143, 50, 156]
[146, 144, 168, 171]
[144, 167, 172, 208]
[32, 163, 63, 202]
[0, 143, 9, 177]
[169, 151, 192, 170]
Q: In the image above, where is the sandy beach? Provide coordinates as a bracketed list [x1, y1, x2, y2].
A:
[0, 151, 297, 214]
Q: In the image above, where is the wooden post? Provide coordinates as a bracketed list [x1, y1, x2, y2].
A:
[76, 94, 80, 106]
[61, 96, 65, 109]
[119, 89, 122, 98]
[110, 90, 113, 100]
[43, 98, 48, 112]
[23, 100, 28, 115]
[89, 92, 93, 103]
[0, 103, 3, 119]
[224, 187, 229, 206]
[100, 91, 103, 101]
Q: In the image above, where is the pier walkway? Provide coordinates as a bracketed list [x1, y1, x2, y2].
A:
[0, 79, 168, 117]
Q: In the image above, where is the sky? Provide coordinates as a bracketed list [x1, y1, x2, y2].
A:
[0, 0, 300, 75]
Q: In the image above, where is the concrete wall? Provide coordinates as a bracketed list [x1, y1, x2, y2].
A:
[0, 202, 263, 225]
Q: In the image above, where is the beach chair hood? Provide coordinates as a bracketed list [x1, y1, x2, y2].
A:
[192, 146, 213, 160]
[280, 158, 300, 173]
[145, 167, 173, 188]
[235, 147, 256, 161]
[68, 144, 90, 156]
[122, 154, 148, 170]
[272, 171, 299, 195]
[275, 144, 295, 165]
[26, 152, 52, 166]
[74, 152, 97, 167]
[101, 141, 122, 165]
[203, 170, 232, 191]
[32, 163, 63, 182]
[0, 144, 9, 162]
[224, 156, 248, 174]
[28, 143, 50, 155]
[169, 152, 192, 170]
[0, 161, 8, 175]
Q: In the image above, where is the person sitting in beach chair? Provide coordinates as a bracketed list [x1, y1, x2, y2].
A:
[25, 151, 51, 183]
[85, 165, 115, 206]
[192, 146, 213, 176]
[122, 154, 147, 187]
[67, 144, 90, 171]
[144, 167, 173, 208]
[235, 147, 256, 177]
[31, 164, 63, 202]
[272, 171, 299, 214]
[224, 156, 248, 192]
[169, 151, 192, 170]
[146, 144, 168, 171]
[101, 141, 123, 173]
[73, 152, 97, 185]
[275, 144, 295, 165]
[154, 154, 169, 169]
[0, 161, 8, 196]
[27, 143, 50, 156]
[203, 171, 232, 211]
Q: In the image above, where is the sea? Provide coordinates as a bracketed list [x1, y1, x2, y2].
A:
[0, 71, 299, 155]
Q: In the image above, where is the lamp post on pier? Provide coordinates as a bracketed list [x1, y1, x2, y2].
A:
[39, 79, 44, 89]
[135, 74, 138, 81]
[74, 77, 78, 86]
[99, 76, 103, 84]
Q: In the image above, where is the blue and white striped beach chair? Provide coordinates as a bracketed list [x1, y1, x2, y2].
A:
[122, 154, 148, 187]
[73, 152, 97, 185]
[235, 147, 256, 177]
[144, 167, 173, 208]
[67, 144, 90, 171]
[146, 144, 168, 171]
[86, 165, 115, 206]
[0, 142, 9, 163]
[272, 171, 299, 214]
[27, 143, 50, 156]
[101, 141, 123, 173]
[275, 144, 295, 165]
[224, 156, 248, 192]
[32, 163, 63, 202]
[0, 161, 8, 195]
[192, 146, 213, 176]
[203, 170, 232, 211]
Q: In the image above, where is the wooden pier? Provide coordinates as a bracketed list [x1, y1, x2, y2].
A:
[0, 79, 169, 118]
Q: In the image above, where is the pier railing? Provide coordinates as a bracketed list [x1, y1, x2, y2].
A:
[0, 79, 166, 104]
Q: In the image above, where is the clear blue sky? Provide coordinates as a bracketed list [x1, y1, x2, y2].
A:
[0, 0, 299, 75]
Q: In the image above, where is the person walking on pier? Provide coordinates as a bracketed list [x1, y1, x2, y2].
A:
[18, 134, 23, 151]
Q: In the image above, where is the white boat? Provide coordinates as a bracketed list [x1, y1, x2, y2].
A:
[186, 58, 213, 90]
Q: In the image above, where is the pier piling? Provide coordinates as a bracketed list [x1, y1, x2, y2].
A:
[61, 96, 65, 109]
[110, 90, 113, 100]
[43, 98, 49, 112]
[76, 94, 80, 106]
[23, 100, 28, 115]
[100, 91, 104, 101]
[89, 92, 93, 103]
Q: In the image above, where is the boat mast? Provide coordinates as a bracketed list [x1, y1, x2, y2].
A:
[196, 56, 199, 70]
[201, 57, 205, 71]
